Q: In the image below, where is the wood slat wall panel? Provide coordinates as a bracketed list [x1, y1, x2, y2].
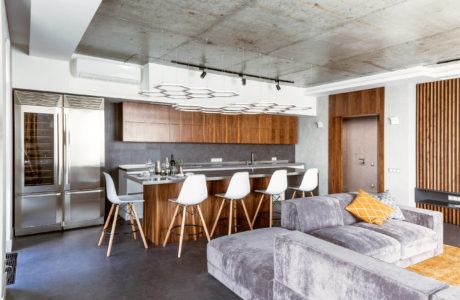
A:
[416, 202, 460, 225]
[119, 102, 298, 144]
[417, 79, 460, 193]
[329, 87, 385, 193]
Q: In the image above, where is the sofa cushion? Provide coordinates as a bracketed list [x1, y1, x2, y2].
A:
[207, 227, 290, 300]
[310, 225, 401, 263]
[281, 196, 344, 233]
[353, 220, 438, 259]
[328, 192, 360, 225]
[345, 189, 394, 225]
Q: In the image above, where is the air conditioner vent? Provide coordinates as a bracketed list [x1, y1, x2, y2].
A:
[64, 95, 104, 110]
[14, 90, 62, 107]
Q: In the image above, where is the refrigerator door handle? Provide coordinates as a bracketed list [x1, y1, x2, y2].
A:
[57, 113, 62, 186]
[67, 189, 104, 195]
[19, 192, 62, 198]
[64, 113, 70, 186]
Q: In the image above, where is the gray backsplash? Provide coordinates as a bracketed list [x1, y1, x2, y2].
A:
[104, 100, 295, 180]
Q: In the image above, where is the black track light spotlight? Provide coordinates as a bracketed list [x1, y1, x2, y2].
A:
[200, 68, 207, 79]
[242, 77, 246, 86]
[275, 81, 281, 91]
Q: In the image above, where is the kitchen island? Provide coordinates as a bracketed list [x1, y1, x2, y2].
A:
[125, 162, 306, 245]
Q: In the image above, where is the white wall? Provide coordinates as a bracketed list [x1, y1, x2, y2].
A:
[384, 82, 417, 206]
[0, 0, 11, 298]
[11, 47, 316, 115]
[295, 96, 328, 195]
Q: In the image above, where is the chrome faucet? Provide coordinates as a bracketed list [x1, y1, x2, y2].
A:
[250, 152, 256, 165]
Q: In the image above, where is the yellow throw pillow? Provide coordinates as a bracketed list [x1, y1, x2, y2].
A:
[346, 189, 394, 226]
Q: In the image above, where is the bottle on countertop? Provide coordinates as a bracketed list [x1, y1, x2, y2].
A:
[170, 154, 176, 176]
[165, 156, 170, 176]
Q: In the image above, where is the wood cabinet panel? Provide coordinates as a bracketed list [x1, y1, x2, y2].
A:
[120, 102, 298, 144]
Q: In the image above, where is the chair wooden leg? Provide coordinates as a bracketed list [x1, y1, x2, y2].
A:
[240, 199, 253, 230]
[233, 202, 238, 233]
[178, 206, 187, 258]
[107, 205, 119, 257]
[131, 204, 148, 249]
[291, 190, 296, 199]
[228, 200, 233, 235]
[128, 203, 137, 240]
[98, 203, 114, 246]
[210, 198, 226, 237]
[269, 195, 273, 228]
[197, 205, 210, 242]
[251, 194, 265, 227]
[163, 204, 180, 247]
[302, 191, 305, 198]
[310, 191, 314, 197]
[191, 207, 198, 241]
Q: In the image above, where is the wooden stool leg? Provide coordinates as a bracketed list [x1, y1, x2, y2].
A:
[310, 191, 314, 197]
[228, 200, 233, 235]
[98, 203, 114, 246]
[107, 205, 119, 257]
[291, 190, 296, 199]
[191, 207, 198, 241]
[269, 195, 273, 228]
[251, 194, 265, 227]
[302, 191, 305, 198]
[233, 201, 238, 233]
[163, 204, 180, 247]
[128, 203, 137, 240]
[132, 204, 148, 249]
[210, 198, 226, 237]
[240, 199, 253, 230]
[197, 205, 210, 242]
[178, 205, 187, 258]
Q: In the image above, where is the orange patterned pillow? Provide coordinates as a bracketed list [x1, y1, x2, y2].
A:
[346, 190, 394, 226]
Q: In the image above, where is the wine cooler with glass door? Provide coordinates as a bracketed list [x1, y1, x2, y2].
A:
[14, 90, 105, 236]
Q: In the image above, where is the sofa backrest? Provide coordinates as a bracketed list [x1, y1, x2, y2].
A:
[328, 192, 360, 225]
[281, 196, 344, 233]
[274, 232, 449, 300]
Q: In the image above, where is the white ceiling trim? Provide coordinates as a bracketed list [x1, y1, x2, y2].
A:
[29, 0, 102, 60]
[304, 61, 460, 96]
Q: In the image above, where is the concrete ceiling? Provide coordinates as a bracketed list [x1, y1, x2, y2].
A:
[47, 1, 460, 86]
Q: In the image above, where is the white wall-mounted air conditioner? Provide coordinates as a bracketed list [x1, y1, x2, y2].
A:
[73, 57, 141, 84]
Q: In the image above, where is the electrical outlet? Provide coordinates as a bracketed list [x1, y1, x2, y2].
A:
[210, 158, 222, 163]
[272, 157, 277, 161]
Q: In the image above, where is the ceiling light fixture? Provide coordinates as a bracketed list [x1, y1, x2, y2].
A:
[241, 75, 246, 86]
[139, 84, 238, 99]
[200, 68, 207, 79]
[275, 81, 281, 91]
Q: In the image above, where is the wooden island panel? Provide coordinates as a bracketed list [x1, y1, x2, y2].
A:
[143, 177, 271, 246]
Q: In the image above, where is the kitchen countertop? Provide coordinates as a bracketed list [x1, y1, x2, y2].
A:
[126, 164, 305, 185]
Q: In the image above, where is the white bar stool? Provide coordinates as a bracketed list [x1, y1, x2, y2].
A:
[252, 169, 288, 228]
[162, 174, 211, 258]
[210, 172, 253, 237]
[99, 172, 148, 257]
[289, 168, 318, 198]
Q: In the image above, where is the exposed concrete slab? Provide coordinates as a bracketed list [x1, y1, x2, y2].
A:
[71, 0, 460, 87]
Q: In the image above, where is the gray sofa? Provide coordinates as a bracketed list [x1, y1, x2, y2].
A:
[207, 192, 459, 299]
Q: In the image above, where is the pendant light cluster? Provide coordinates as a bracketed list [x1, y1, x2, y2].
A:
[172, 102, 312, 115]
[139, 84, 238, 99]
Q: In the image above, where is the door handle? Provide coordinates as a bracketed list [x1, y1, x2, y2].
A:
[66, 189, 104, 195]
[19, 192, 62, 198]
[358, 158, 365, 165]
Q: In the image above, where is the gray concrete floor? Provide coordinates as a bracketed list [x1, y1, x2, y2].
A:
[6, 222, 460, 300]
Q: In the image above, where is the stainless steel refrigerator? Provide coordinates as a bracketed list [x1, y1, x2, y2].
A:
[14, 90, 105, 236]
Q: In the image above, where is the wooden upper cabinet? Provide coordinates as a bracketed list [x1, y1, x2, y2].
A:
[119, 102, 298, 144]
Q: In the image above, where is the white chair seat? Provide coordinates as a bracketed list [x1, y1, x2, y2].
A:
[255, 189, 279, 195]
[288, 186, 313, 192]
[215, 193, 241, 200]
[118, 194, 144, 203]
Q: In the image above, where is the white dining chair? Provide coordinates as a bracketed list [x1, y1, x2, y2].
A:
[99, 172, 148, 257]
[289, 168, 318, 198]
[252, 169, 288, 228]
[162, 174, 211, 258]
[210, 172, 253, 237]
